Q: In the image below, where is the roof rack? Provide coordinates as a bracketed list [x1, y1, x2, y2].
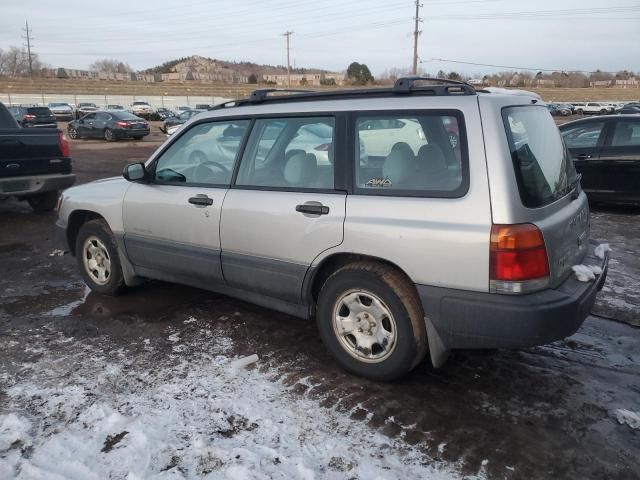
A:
[392, 76, 476, 95]
[210, 76, 477, 110]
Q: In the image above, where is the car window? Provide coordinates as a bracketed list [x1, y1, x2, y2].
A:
[95, 112, 110, 121]
[561, 122, 604, 148]
[236, 117, 335, 190]
[154, 120, 249, 186]
[354, 113, 465, 195]
[83, 113, 96, 120]
[611, 121, 640, 147]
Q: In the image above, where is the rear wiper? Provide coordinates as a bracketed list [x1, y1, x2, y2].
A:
[570, 173, 582, 201]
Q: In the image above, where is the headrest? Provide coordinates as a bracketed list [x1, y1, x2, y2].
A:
[417, 144, 448, 174]
[382, 149, 414, 185]
[284, 153, 317, 186]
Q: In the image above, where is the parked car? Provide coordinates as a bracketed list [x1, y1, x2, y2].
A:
[575, 102, 612, 115]
[175, 105, 191, 115]
[560, 114, 640, 206]
[67, 111, 150, 142]
[48, 102, 75, 121]
[75, 102, 98, 119]
[106, 104, 125, 111]
[195, 104, 212, 110]
[0, 102, 74, 211]
[7, 106, 57, 128]
[547, 103, 571, 116]
[152, 107, 175, 121]
[131, 101, 154, 118]
[161, 109, 202, 133]
[619, 103, 640, 115]
[57, 79, 608, 381]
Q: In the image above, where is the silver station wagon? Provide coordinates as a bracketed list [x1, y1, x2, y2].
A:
[57, 78, 609, 380]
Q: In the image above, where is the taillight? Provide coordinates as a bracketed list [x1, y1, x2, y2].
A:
[116, 121, 129, 128]
[57, 129, 70, 157]
[24, 114, 36, 120]
[490, 224, 549, 293]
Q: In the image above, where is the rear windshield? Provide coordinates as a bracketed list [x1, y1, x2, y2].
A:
[27, 107, 52, 115]
[502, 105, 578, 208]
[114, 112, 143, 120]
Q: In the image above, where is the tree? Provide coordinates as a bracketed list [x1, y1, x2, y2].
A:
[89, 58, 131, 74]
[320, 76, 336, 86]
[247, 73, 258, 84]
[0, 46, 45, 77]
[436, 70, 446, 78]
[447, 71, 461, 81]
[347, 62, 373, 85]
[300, 76, 308, 86]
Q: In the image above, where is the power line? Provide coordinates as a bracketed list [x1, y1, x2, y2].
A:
[21, 20, 34, 78]
[422, 57, 623, 75]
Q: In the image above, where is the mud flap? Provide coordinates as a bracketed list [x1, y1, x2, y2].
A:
[424, 315, 450, 368]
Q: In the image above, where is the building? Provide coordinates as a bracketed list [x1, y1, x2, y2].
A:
[261, 72, 344, 87]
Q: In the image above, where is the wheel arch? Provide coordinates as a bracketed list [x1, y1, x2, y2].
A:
[304, 252, 416, 310]
[66, 210, 106, 256]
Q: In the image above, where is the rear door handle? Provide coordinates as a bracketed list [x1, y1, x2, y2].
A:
[296, 203, 329, 215]
[576, 154, 592, 159]
[188, 194, 213, 207]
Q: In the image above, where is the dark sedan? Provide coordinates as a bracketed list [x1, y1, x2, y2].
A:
[619, 103, 640, 115]
[67, 111, 150, 142]
[7, 106, 57, 128]
[160, 109, 201, 133]
[560, 114, 640, 207]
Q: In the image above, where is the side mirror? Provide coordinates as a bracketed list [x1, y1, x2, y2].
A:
[123, 162, 147, 182]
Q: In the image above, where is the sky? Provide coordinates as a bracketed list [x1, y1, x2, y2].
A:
[1, 0, 639, 77]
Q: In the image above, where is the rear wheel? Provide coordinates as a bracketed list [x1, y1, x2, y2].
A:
[68, 127, 78, 140]
[316, 261, 427, 381]
[76, 219, 125, 296]
[600, 109, 607, 115]
[577, 109, 584, 115]
[27, 191, 58, 212]
[104, 128, 116, 142]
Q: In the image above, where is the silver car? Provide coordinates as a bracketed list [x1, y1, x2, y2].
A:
[56, 78, 609, 381]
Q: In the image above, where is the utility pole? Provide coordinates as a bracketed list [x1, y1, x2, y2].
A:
[412, 1, 422, 75]
[283, 31, 293, 87]
[22, 21, 34, 78]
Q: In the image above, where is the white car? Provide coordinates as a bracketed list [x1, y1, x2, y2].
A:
[574, 102, 612, 115]
[47, 102, 74, 120]
[131, 101, 153, 116]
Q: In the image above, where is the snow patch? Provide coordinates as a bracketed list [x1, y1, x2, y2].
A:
[572, 265, 595, 282]
[594, 243, 611, 260]
[0, 413, 31, 450]
[613, 409, 640, 430]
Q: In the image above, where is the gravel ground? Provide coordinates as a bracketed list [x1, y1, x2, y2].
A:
[0, 122, 639, 479]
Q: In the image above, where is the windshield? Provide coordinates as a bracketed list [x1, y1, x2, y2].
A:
[502, 105, 577, 208]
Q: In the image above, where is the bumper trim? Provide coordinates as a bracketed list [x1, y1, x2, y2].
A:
[0, 173, 75, 197]
[417, 240, 609, 351]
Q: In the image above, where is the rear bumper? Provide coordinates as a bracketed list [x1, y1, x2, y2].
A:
[417, 241, 609, 350]
[0, 173, 76, 198]
[115, 129, 150, 138]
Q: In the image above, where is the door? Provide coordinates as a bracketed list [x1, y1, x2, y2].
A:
[122, 118, 251, 286]
[78, 113, 96, 137]
[220, 115, 346, 304]
[561, 120, 606, 194]
[92, 112, 111, 138]
[598, 119, 640, 204]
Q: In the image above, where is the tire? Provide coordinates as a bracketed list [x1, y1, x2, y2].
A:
[600, 109, 607, 115]
[27, 191, 58, 212]
[104, 128, 116, 142]
[577, 109, 584, 115]
[68, 127, 78, 140]
[316, 261, 428, 381]
[132, 136, 143, 140]
[75, 219, 126, 296]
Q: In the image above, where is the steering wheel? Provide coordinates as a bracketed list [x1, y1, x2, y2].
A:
[194, 160, 229, 183]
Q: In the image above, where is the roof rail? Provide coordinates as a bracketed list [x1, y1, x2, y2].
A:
[248, 88, 315, 103]
[392, 76, 476, 95]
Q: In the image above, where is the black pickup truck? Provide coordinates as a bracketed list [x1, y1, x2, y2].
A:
[0, 103, 75, 212]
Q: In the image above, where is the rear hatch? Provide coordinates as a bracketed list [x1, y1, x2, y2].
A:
[501, 104, 589, 287]
[0, 129, 70, 177]
[26, 107, 57, 126]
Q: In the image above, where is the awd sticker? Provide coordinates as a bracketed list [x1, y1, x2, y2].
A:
[365, 177, 393, 188]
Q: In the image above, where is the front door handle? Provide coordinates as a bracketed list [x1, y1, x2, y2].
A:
[576, 154, 592, 159]
[296, 203, 329, 215]
[188, 194, 213, 207]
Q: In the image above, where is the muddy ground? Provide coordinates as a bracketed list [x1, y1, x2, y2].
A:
[0, 122, 639, 479]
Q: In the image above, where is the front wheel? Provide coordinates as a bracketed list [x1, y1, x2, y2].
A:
[316, 262, 427, 381]
[577, 109, 584, 115]
[75, 219, 125, 296]
[68, 127, 78, 140]
[27, 191, 58, 212]
[600, 109, 607, 115]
